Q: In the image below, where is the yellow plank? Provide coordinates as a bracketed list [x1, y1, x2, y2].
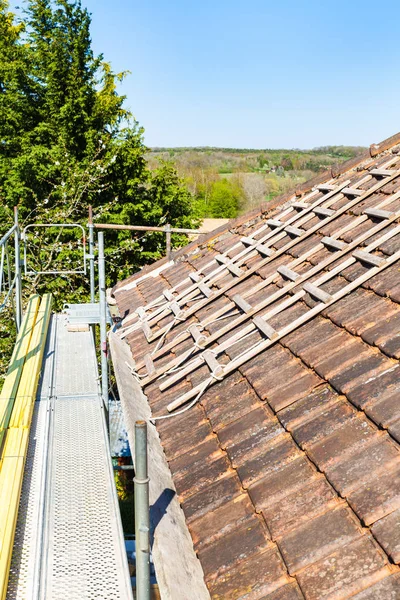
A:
[9, 295, 52, 429]
[0, 294, 52, 600]
[0, 296, 40, 435]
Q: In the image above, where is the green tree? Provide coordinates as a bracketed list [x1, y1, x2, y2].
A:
[208, 178, 243, 218]
[0, 0, 197, 301]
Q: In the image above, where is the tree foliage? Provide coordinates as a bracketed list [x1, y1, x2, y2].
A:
[0, 0, 197, 305]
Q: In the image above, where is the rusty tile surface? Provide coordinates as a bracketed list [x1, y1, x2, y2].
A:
[258, 583, 304, 600]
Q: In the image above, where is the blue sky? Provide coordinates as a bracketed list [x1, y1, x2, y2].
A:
[11, 0, 400, 148]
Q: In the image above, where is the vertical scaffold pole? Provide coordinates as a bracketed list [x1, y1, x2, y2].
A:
[98, 232, 108, 408]
[165, 223, 172, 261]
[134, 421, 150, 600]
[14, 207, 22, 331]
[88, 206, 95, 303]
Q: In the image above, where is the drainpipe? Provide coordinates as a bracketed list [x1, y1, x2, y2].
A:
[134, 420, 150, 600]
[98, 232, 108, 409]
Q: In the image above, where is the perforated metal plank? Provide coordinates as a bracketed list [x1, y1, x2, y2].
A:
[6, 317, 57, 600]
[53, 316, 99, 397]
[8, 316, 132, 600]
[40, 317, 132, 600]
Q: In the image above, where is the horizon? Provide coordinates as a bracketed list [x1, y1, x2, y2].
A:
[8, 0, 400, 149]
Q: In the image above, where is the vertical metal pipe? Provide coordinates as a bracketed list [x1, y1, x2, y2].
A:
[88, 206, 95, 303]
[165, 223, 171, 261]
[14, 207, 22, 331]
[134, 421, 150, 600]
[98, 232, 108, 408]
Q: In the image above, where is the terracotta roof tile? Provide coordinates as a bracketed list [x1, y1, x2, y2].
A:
[278, 506, 362, 574]
[261, 476, 340, 539]
[351, 573, 400, 599]
[296, 536, 391, 600]
[259, 583, 304, 600]
[348, 462, 400, 525]
[207, 546, 291, 600]
[198, 515, 270, 580]
[371, 508, 400, 564]
[325, 436, 400, 496]
[112, 138, 400, 598]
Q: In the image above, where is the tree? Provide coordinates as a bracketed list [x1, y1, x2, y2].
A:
[0, 0, 197, 301]
[207, 178, 243, 218]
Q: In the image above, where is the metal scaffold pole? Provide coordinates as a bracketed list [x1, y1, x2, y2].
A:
[88, 206, 95, 303]
[14, 206, 22, 331]
[134, 421, 151, 600]
[98, 232, 108, 408]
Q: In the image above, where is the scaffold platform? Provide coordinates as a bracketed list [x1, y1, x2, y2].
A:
[6, 315, 133, 600]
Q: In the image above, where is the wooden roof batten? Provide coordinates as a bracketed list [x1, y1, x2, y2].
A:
[125, 158, 399, 347]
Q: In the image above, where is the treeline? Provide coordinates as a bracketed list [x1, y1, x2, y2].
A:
[147, 146, 366, 218]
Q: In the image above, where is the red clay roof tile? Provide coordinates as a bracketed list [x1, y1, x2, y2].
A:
[112, 138, 400, 598]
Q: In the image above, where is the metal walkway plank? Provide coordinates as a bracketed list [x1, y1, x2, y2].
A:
[8, 316, 132, 600]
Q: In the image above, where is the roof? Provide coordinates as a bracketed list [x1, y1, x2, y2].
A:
[112, 132, 400, 600]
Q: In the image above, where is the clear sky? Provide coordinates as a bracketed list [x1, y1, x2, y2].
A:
[12, 0, 400, 148]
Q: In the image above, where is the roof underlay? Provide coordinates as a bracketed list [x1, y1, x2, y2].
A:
[112, 132, 400, 600]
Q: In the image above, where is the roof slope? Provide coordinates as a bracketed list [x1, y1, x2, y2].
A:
[113, 133, 400, 600]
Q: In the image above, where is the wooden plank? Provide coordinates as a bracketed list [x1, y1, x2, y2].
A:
[369, 168, 396, 176]
[240, 236, 257, 246]
[187, 324, 207, 348]
[202, 351, 224, 379]
[189, 272, 202, 283]
[232, 294, 253, 314]
[316, 184, 337, 192]
[266, 218, 283, 228]
[141, 321, 152, 341]
[135, 306, 147, 319]
[313, 206, 335, 217]
[277, 266, 300, 281]
[166, 245, 400, 412]
[352, 249, 386, 267]
[285, 226, 304, 237]
[342, 187, 364, 196]
[291, 201, 309, 209]
[303, 282, 333, 303]
[252, 316, 278, 340]
[321, 237, 347, 251]
[256, 244, 274, 257]
[144, 353, 156, 376]
[215, 254, 243, 277]
[170, 301, 184, 319]
[163, 289, 174, 301]
[364, 208, 393, 220]
[197, 282, 213, 298]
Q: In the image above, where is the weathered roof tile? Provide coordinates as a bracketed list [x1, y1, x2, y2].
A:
[348, 463, 400, 525]
[112, 138, 400, 598]
[297, 536, 391, 600]
[278, 506, 361, 574]
[371, 508, 400, 564]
